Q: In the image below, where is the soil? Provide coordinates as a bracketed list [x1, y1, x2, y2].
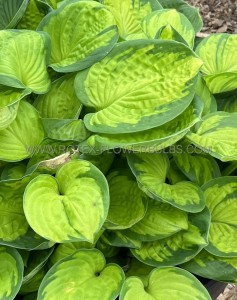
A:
[187, 0, 237, 33]
[217, 285, 237, 300]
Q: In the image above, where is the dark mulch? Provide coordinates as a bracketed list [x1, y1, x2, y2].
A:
[187, 0, 237, 33]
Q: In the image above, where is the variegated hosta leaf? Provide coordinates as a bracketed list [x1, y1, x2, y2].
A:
[79, 152, 115, 174]
[158, 0, 203, 33]
[0, 246, 24, 300]
[125, 258, 154, 286]
[42, 119, 89, 142]
[124, 199, 188, 242]
[17, 0, 46, 30]
[120, 267, 211, 300]
[0, 30, 50, 94]
[203, 177, 237, 257]
[50, 241, 95, 265]
[105, 170, 147, 229]
[0, 0, 29, 29]
[174, 153, 221, 186]
[195, 76, 217, 116]
[24, 160, 109, 243]
[38, 0, 118, 72]
[1, 163, 26, 181]
[142, 9, 195, 48]
[196, 34, 237, 93]
[76, 40, 202, 134]
[38, 249, 125, 300]
[0, 175, 54, 250]
[101, 230, 142, 249]
[22, 248, 54, 285]
[127, 153, 205, 212]
[79, 96, 203, 154]
[102, 0, 162, 40]
[186, 112, 237, 162]
[34, 74, 82, 119]
[20, 267, 46, 294]
[0, 86, 31, 130]
[182, 250, 237, 283]
[216, 89, 237, 113]
[131, 209, 210, 267]
[0, 101, 45, 162]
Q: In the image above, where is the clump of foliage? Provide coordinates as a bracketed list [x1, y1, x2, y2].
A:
[0, 0, 237, 299]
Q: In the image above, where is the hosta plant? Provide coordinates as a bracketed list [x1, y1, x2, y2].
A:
[0, 0, 236, 299]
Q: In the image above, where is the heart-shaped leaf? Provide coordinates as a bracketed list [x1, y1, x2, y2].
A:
[182, 250, 237, 283]
[196, 34, 237, 93]
[105, 170, 147, 230]
[75, 39, 202, 134]
[24, 160, 110, 243]
[142, 9, 195, 47]
[124, 200, 188, 242]
[38, 0, 118, 72]
[127, 152, 205, 212]
[34, 74, 82, 119]
[131, 209, 210, 267]
[38, 249, 125, 300]
[120, 267, 211, 300]
[203, 177, 237, 257]
[0, 30, 51, 94]
[0, 101, 45, 162]
[79, 96, 203, 154]
[0, 0, 29, 29]
[186, 112, 237, 162]
[158, 0, 203, 33]
[0, 246, 24, 300]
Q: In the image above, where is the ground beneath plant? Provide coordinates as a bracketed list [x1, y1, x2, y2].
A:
[187, 0, 237, 33]
[217, 285, 237, 300]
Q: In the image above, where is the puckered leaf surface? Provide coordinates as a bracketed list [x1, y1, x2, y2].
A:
[142, 9, 195, 47]
[120, 267, 211, 300]
[38, 249, 124, 300]
[24, 160, 109, 243]
[38, 0, 118, 72]
[75, 39, 202, 134]
[79, 96, 203, 154]
[0, 30, 51, 94]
